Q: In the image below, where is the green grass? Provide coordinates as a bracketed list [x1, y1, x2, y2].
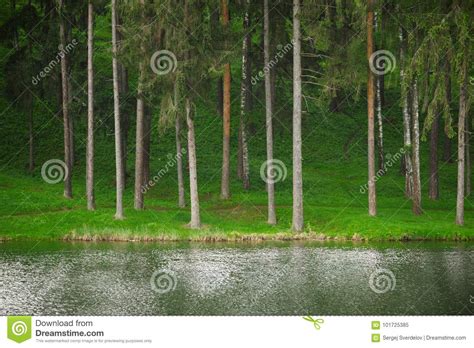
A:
[1, 91, 473, 242]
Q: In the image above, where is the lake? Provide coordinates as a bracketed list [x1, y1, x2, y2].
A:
[0, 241, 472, 315]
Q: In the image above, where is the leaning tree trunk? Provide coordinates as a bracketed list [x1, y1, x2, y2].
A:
[411, 79, 422, 215]
[400, 27, 414, 197]
[58, 0, 72, 199]
[292, 0, 304, 232]
[111, 0, 124, 220]
[264, 0, 276, 225]
[86, 0, 95, 210]
[175, 116, 186, 208]
[220, 0, 231, 200]
[239, 0, 251, 190]
[456, 51, 468, 225]
[376, 73, 384, 171]
[367, 0, 377, 216]
[186, 98, 201, 229]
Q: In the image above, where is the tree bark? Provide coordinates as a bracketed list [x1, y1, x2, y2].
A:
[143, 106, 151, 185]
[456, 51, 468, 225]
[292, 0, 304, 232]
[466, 115, 471, 197]
[176, 116, 186, 208]
[119, 63, 129, 188]
[428, 109, 440, 200]
[239, 0, 251, 190]
[264, 0, 276, 225]
[86, 1, 95, 210]
[134, 0, 146, 210]
[111, 0, 124, 219]
[400, 27, 414, 197]
[411, 78, 422, 215]
[443, 54, 453, 163]
[367, 0, 376, 216]
[58, 0, 72, 199]
[376, 72, 384, 171]
[186, 98, 201, 229]
[220, 0, 231, 200]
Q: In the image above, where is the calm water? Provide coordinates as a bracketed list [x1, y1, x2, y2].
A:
[0, 241, 472, 315]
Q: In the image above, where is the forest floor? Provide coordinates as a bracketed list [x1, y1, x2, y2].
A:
[1, 89, 473, 242]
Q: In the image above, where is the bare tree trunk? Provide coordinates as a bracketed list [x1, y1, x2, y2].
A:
[220, 0, 231, 200]
[175, 116, 186, 208]
[466, 115, 471, 197]
[400, 27, 413, 197]
[292, 0, 304, 232]
[367, 0, 376, 216]
[143, 106, 151, 185]
[186, 98, 201, 229]
[240, 0, 251, 190]
[111, 0, 124, 219]
[456, 52, 468, 225]
[119, 63, 129, 187]
[376, 74, 384, 171]
[443, 54, 453, 163]
[428, 109, 440, 200]
[86, 1, 95, 210]
[411, 78, 422, 215]
[28, 91, 34, 173]
[58, 0, 72, 199]
[264, 0, 276, 225]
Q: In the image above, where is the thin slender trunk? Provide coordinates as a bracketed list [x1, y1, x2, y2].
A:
[119, 63, 129, 187]
[220, 0, 231, 200]
[111, 0, 124, 219]
[28, 92, 34, 173]
[143, 106, 151, 185]
[86, 1, 95, 210]
[58, 0, 72, 199]
[428, 109, 440, 200]
[292, 0, 303, 232]
[456, 52, 468, 225]
[186, 98, 200, 229]
[443, 55, 453, 163]
[400, 27, 413, 197]
[411, 78, 422, 215]
[376, 74, 384, 171]
[367, 0, 376, 216]
[240, 1, 251, 190]
[176, 117, 186, 208]
[264, 0, 276, 225]
[466, 115, 471, 197]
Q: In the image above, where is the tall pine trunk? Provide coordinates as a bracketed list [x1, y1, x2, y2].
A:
[220, 0, 231, 200]
[428, 109, 440, 200]
[58, 0, 72, 199]
[86, 1, 95, 210]
[239, 0, 251, 190]
[292, 0, 303, 232]
[400, 27, 414, 197]
[367, 0, 377, 216]
[176, 116, 186, 208]
[264, 0, 276, 225]
[456, 50, 468, 226]
[186, 98, 201, 229]
[411, 78, 422, 215]
[111, 0, 124, 219]
[376, 74, 384, 171]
